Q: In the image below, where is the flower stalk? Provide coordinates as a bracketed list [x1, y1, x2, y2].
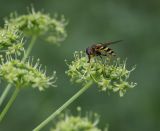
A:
[0, 84, 11, 107]
[33, 81, 93, 131]
[23, 35, 37, 61]
[0, 87, 20, 122]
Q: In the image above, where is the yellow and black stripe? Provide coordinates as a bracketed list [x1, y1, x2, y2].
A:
[103, 47, 116, 56]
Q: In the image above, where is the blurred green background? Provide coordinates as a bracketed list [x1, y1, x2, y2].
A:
[0, 0, 160, 131]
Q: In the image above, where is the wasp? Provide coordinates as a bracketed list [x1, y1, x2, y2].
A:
[86, 40, 122, 63]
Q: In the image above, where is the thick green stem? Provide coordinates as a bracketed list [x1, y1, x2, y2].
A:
[33, 81, 93, 131]
[0, 88, 20, 122]
[0, 84, 11, 107]
[0, 36, 37, 107]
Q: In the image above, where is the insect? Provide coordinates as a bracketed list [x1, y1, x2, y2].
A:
[86, 40, 122, 63]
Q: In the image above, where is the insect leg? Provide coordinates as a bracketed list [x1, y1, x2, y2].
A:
[87, 54, 91, 63]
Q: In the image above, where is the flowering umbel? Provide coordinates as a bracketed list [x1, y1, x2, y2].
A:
[0, 56, 56, 91]
[50, 108, 103, 131]
[66, 51, 137, 97]
[5, 8, 67, 44]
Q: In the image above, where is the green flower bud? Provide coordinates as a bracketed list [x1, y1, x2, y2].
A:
[0, 56, 56, 90]
[5, 8, 67, 45]
[66, 51, 137, 97]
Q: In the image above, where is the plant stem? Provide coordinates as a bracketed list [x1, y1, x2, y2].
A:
[0, 88, 20, 122]
[33, 81, 93, 131]
[23, 35, 37, 61]
[0, 84, 11, 107]
[0, 36, 37, 107]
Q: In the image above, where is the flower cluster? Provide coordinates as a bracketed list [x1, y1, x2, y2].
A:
[66, 51, 137, 97]
[0, 56, 56, 91]
[0, 8, 67, 91]
[5, 8, 67, 44]
[0, 27, 24, 56]
[51, 108, 102, 131]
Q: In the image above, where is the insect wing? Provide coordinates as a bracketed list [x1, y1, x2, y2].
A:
[102, 40, 122, 47]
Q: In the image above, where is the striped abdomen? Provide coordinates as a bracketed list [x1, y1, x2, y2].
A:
[102, 47, 116, 56]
